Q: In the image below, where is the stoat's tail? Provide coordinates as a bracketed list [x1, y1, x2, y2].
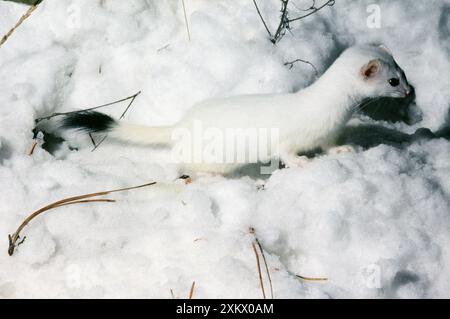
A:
[62, 111, 173, 145]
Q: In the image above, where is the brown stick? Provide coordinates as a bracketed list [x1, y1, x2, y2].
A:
[249, 227, 327, 287]
[58, 199, 116, 206]
[188, 281, 196, 299]
[252, 242, 266, 299]
[296, 275, 328, 281]
[27, 141, 38, 156]
[255, 238, 274, 299]
[8, 181, 156, 256]
[0, 3, 40, 48]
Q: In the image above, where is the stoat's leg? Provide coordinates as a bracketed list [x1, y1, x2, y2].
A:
[280, 150, 309, 168]
[327, 145, 355, 155]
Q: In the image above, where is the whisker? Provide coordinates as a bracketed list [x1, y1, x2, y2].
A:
[372, 102, 383, 117]
[357, 97, 382, 113]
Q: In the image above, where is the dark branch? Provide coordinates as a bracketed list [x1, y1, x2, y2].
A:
[288, 0, 335, 23]
[252, 0, 335, 44]
[271, 0, 290, 44]
[252, 0, 273, 38]
[284, 58, 318, 76]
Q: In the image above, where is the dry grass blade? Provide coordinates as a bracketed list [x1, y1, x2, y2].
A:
[250, 227, 326, 289]
[181, 0, 191, 41]
[249, 227, 272, 298]
[252, 242, 266, 299]
[296, 274, 328, 281]
[188, 281, 196, 299]
[58, 199, 116, 206]
[8, 181, 156, 256]
[0, 2, 40, 48]
[27, 141, 38, 156]
[255, 238, 274, 299]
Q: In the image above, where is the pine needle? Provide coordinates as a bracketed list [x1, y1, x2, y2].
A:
[251, 242, 266, 299]
[8, 181, 156, 256]
[0, 2, 40, 48]
[27, 141, 38, 156]
[296, 275, 328, 281]
[255, 237, 274, 299]
[188, 281, 195, 299]
[181, 0, 191, 41]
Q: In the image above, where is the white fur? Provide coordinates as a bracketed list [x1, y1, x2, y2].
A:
[104, 45, 411, 174]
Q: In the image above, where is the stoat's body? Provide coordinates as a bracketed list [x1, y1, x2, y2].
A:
[63, 45, 412, 175]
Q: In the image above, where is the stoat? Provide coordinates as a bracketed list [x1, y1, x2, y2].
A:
[62, 45, 412, 175]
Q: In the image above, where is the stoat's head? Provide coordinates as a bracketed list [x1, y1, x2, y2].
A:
[343, 44, 412, 99]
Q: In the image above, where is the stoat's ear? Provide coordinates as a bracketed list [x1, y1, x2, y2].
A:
[378, 44, 392, 55]
[360, 59, 380, 79]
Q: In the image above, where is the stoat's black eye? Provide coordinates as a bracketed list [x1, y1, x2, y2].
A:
[388, 78, 400, 87]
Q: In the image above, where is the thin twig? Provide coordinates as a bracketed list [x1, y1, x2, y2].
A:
[157, 44, 171, 52]
[249, 227, 327, 287]
[8, 198, 115, 255]
[252, 0, 335, 43]
[188, 281, 196, 299]
[288, 0, 335, 23]
[34, 91, 142, 123]
[255, 238, 274, 299]
[91, 135, 107, 152]
[119, 91, 139, 119]
[8, 181, 156, 256]
[252, 0, 273, 38]
[27, 141, 38, 156]
[88, 133, 97, 148]
[91, 91, 140, 151]
[284, 58, 318, 76]
[251, 242, 266, 299]
[90, 90, 140, 151]
[0, 2, 41, 48]
[58, 199, 116, 206]
[249, 227, 273, 299]
[291, 0, 317, 12]
[272, 0, 290, 44]
[296, 274, 328, 281]
[181, 0, 191, 41]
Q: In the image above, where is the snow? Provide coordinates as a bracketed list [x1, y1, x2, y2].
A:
[0, 0, 450, 298]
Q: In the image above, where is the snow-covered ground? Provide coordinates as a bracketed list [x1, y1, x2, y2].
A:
[0, 0, 449, 298]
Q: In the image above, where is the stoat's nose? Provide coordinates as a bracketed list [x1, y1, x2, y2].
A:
[404, 84, 412, 96]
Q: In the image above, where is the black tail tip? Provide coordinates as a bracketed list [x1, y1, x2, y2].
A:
[61, 111, 116, 133]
